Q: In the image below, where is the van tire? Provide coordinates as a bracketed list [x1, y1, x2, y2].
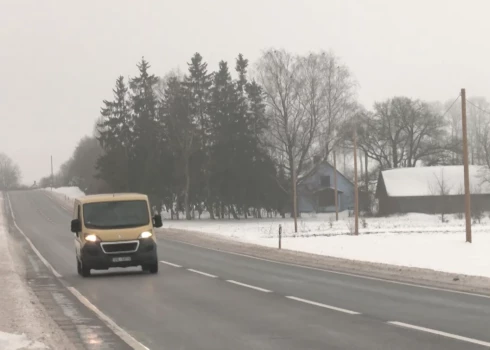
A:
[144, 263, 158, 274]
[77, 258, 82, 275]
[80, 260, 91, 277]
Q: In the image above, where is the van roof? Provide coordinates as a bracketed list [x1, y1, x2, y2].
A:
[77, 193, 149, 204]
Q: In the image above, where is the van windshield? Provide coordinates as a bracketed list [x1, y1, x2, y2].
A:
[83, 200, 150, 229]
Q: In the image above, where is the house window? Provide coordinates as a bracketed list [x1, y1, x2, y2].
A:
[320, 175, 331, 187]
[318, 190, 335, 207]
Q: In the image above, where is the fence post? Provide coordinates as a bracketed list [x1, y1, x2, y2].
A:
[278, 224, 282, 249]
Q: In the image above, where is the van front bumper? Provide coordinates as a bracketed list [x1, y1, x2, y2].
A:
[80, 239, 158, 269]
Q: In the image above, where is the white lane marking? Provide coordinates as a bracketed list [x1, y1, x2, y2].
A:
[388, 321, 490, 348]
[187, 268, 217, 278]
[286, 296, 361, 315]
[159, 260, 182, 268]
[226, 280, 272, 293]
[8, 193, 149, 350]
[164, 238, 490, 300]
[68, 287, 150, 350]
[7, 194, 62, 278]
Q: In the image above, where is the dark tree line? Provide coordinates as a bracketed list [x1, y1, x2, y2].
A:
[96, 54, 286, 219]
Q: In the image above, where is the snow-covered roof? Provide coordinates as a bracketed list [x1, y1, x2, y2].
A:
[381, 165, 490, 197]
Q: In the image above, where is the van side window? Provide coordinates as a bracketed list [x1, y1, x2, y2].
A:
[77, 205, 81, 220]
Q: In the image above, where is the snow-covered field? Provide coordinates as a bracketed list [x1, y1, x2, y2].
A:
[44, 187, 490, 278]
[162, 212, 490, 278]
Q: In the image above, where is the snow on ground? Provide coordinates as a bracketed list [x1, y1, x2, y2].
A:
[0, 331, 47, 350]
[162, 211, 490, 237]
[46, 186, 86, 199]
[162, 212, 490, 278]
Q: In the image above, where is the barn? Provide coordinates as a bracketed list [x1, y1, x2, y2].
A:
[375, 165, 490, 216]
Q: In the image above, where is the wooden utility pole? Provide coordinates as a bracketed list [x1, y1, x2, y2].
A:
[353, 127, 359, 235]
[333, 149, 339, 221]
[365, 151, 369, 191]
[292, 165, 298, 233]
[50, 155, 54, 191]
[461, 88, 472, 243]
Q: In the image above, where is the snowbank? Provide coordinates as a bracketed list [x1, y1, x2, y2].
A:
[162, 213, 490, 278]
[0, 331, 47, 350]
[46, 186, 86, 199]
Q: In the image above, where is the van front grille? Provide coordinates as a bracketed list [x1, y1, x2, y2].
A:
[100, 241, 139, 254]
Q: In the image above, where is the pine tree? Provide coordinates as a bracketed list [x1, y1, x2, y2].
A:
[235, 53, 248, 94]
[209, 61, 237, 216]
[129, 58, 160, 195]
[182, 53, 214, 217]
[162, 77, 199, 220]
[96, 76, 132, 191]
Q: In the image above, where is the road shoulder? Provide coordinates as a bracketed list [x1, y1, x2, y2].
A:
[160, 228, 490, 296]
[0, 192, 76, 350]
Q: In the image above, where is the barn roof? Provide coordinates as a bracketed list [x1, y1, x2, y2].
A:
[380, 165, 490, 197]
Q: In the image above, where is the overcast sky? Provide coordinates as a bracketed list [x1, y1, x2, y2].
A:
[1, 0, 489, 184]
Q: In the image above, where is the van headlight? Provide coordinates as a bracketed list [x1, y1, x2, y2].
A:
[84, 234, 99, 242]
[139, 231, 152, 239]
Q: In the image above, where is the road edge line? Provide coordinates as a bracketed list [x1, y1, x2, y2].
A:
[67, 286, 150, 350]
[162, 237, 490, 300]
[6, 193, 62, 278]
[7, 192, 150, 350]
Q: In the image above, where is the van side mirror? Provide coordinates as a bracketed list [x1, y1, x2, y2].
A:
[153, 214, 162, 228]
[71, 219, 82, 233]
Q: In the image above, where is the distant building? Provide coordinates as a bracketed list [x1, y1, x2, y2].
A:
[375, 165, 490, 216]
[297, 159, 367, 213]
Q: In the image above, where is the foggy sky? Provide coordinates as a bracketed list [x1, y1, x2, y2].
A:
[1, 0, 489, 185]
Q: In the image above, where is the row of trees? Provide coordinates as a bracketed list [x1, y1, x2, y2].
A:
[0, 153, 21, 190]
[46, 48, 490, 219]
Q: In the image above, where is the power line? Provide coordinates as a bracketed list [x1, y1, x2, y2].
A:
[466, 99, 490, 116]
[441, 94, 461, 118]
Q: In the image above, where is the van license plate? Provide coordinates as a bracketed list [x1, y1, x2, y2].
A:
[113, 257, 131, 262]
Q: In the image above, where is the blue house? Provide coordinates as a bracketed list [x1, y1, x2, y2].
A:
[297, 160, 356, 213]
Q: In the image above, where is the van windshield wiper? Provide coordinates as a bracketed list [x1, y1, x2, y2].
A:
[85, 223, 147, 229]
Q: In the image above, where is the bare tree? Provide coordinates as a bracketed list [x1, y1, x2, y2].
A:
[256, 49, 320, 231]
[0, 153, 21, 190]
[359, 97, 452, 170]
[314, 51, 357, 159]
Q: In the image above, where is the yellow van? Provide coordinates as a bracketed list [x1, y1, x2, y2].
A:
[70, 193, 163, 277]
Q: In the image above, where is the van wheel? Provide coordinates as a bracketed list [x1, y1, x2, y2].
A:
[80, 260, 91, 277]
[144, 263, 158, 274]
[77, 258, 82, 275]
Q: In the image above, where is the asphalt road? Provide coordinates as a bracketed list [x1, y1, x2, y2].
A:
[8, 190, 490, 350]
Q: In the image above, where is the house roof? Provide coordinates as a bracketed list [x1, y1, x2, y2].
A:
[299, 160, 353, 186]
[380, 165, 490, 197]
